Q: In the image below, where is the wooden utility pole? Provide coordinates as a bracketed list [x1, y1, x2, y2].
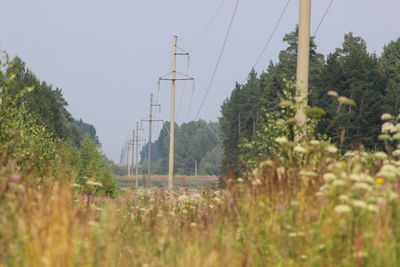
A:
[168, 36, 178, 189]
[126, 139, 131, 177]
[131, 130, 135, 177]
[143, 93, 161, 187]
[195, 160, 198, 176]
[159, 35, 194, 189]
[295, 0, 312, 139]
[135, 122, 140, 187]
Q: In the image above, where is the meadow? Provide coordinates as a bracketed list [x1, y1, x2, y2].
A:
[2, 139, 400, 266]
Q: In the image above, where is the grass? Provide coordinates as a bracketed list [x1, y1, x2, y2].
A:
[2, 147, 400, 266]
[116, 175, 220, 190]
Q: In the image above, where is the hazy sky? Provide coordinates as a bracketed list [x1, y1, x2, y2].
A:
[1, 0, 399, 162]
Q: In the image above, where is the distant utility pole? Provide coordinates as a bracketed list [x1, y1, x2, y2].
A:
[131, 130, 135, 177]
[159, 35, 194, 189]
[142, 94, 161, 187]
[126, 139, 131, 177]
[134, 122, 145, 187]
[195, 160, 198, 177]
[295, 0, 312, 140]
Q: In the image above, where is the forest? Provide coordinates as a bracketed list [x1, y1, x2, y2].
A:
[220, 29, 400, 174]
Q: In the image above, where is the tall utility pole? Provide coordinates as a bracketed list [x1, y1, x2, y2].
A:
[195, 160, 198, 177]
[168, 36, 178, 189]
[159, 35, 193, 189]
[142, 94, 161, 187]
[295, 0, 312, 139]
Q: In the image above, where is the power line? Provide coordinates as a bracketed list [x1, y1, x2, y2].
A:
[253, 0, 291, 68]
[193, 0, 241, 121]
[313, 0, 335, 36]
[182, 0, 226, 45]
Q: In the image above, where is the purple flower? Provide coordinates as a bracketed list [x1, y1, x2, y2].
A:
[11, 174, 20, 182]
[276, 204, 285, 211]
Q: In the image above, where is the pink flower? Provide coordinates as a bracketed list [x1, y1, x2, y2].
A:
[276, 204, 285, 211]
[11, 174, 20, 182]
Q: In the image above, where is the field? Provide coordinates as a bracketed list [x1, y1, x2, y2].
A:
[116, 175, 220, 189]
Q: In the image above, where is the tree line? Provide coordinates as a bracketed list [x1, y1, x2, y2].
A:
[139, 120, 223, 176]
[0, 53, 119, 197]
[220, 29, 400, 175]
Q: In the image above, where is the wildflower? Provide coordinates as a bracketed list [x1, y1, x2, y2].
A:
[393, 150, 400, 156]
[276, 204, 284, 211]
[353, 182, 372, 192]
[316, 191, 324, 197]
[323, 173, 336, 182]
[86, 180, 103, 187]
[374, 177, 384, 184]
[351, 200, 367, 209]
[294, 145, 309, 154]
[190, 222, 197, 228]
[367, 204, 379, 213]
[382, 122, 397, 133]
[326, 145, 338, 153]
[339, 195, 349, 202]
[338, 96, 356, 106]
[334, 205, 352, 213]
[332, 180, 346, 187]
[374, 152, 388, 160]
[275, 136, 288, 144]
[71, 183, 80, 188]
[10, 174, 20, 182]
[300, 255, 308, 260]
[338, 161, 347, 167]
[327, 91, 339, 97]
[377, 164, 398, 180]
[237, 178, 244, 183]
[310, 140, 321, 146]
[381, 113, 392, 120]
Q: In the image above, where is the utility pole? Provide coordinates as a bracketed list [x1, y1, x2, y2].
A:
[142, 94, 161, 187]
[159, 35, 194, 189]
[126, 139, 131, 177]
[168, 35, 177, 189]
[134, 122, 145, 187]
[132, 130, 135, 178]
[135, 122, 140, 187]
[195, 160, 198, 177]
[295, 0, 312, 140]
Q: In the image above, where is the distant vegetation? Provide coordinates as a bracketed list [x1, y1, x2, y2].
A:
[220, 29, 400, 175]
[139, 120, 223, 176]
[0, 52, 119, 197]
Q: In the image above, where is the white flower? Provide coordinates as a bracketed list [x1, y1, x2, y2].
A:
[367, 204, 379, 213]
[310, 140, 321, 146]
[374, 152, 388, 160]
[381, 113, 392, 120]
[326, 145, 338, 153]
[353, 182, 372, 192]
[377, 164, 398, 180]
[351, 200, 367, 209]
[393, 150, 400, 157]
[327, 91, 339, 97]
[86, 180, 102, 187]
[339, 195, 349, 202]
[332, 180, 346, 187]
[294, 145, 309, 154]
[382, 122, 397, 133]
[275, 136, 288, 144]
[237, 178, 244, 183]
[334, 205, 352, 213]
[323, 173, 336, 182]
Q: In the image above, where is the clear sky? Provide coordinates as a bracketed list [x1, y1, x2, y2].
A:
[1, 0, 399, 162]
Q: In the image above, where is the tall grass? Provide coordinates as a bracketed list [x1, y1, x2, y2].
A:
[1, 146, 400, 266]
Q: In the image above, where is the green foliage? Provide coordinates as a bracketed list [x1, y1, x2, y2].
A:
[139, 120, 222, 176]
[0, 52, 118, 197]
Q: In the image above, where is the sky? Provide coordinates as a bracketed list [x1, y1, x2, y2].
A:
[1, 0, 399, 162]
